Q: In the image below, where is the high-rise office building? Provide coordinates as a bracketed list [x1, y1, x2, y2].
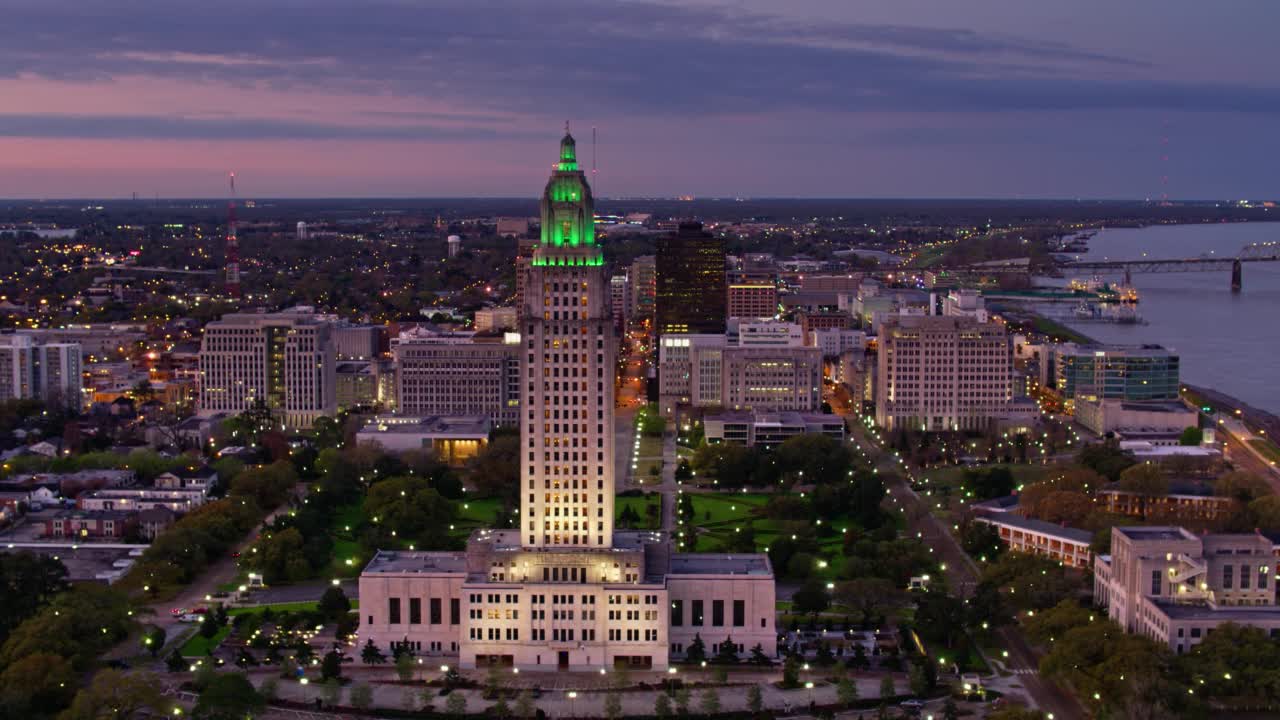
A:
[727, 281, 778, 320]
[658, 321, 822, 417]
[0, 334, 82, 409]
[629, 255, 657, 322]
[875, 315, 1033, 432]
[656, 222, 726, 335]
[1052, 344, 1180, 405]
[609, 275, 630, 332]
[359, 132, 775, 672]
[392, 327, 521, 427]
[197, 308, 336, 429]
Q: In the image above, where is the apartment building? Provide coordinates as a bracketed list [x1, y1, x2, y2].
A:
[0, 333, 83, 409]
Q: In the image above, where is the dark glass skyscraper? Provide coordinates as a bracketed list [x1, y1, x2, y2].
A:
[656, 221, 727, 335]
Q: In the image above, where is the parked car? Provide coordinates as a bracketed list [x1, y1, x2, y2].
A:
[178, 613, 204, 623]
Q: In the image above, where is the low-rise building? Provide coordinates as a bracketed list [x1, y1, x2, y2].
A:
[703, 411, 845, 448]
[1094, 527, 1280, 653]
[975, 513, 1093, 568]
[45, 509, 134, 540]
[354, 415, 489, 464]
[1074, 398, 1197, 437]
[78, 487, 207, 514]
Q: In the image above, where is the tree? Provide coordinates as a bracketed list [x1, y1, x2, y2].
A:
[363, 476, 457, 551]
[1077, 442, 1136, 482]
[467, 434, 521, 503]
[321, 649, 343, 681]
[749, 643, 772, 666]
[319, 586, 352, 621]
[0, 551, 69, 643]
[793, 577, 831, 618]
[966, 466, 1016, 499]
[1118, 462, 1168, 495]
[879, 675, 895, 700]
[166, 648, 187, 673]
[0, 652, 75, 717]
[604, 690, 622, 719]
[143, 625, 167, 657]
[700, 687, 721, 715]
[958, 520, 1004, 561]
[350, 683, 374, 712]
[714, 636, 740, 665]
[834, 577, 903, 627]
[1035, 490, 1094, 526]
[908, 660, 936, 696]
[674, 686, 691, 715]
[747, 683, 764, 713]
[321, 678, 343, 708]
[1248, 495, 1280, 532]
[446, 690, 467, 718]
[986, 705, 1046, 720]
[194, 673, 264, 720]
[361, 638, 387, 665]
[782, 655, 801, 688]
[259, 677, 279, 702]
[837, 676, 859, 707]
[942, 696, 960, 720]
[1216, 470, 1273, 503]
[0, 583, 134, 670]
[484, 663, 505, 699]
[395, 649, 416, 681]
[1179, 426, 1204, 446]
[1176, 622, 1280, 706]
[914, 592, 966, 648]
[1023, 600, 1093, 645]
[515, 689, 536, 719]
[60, 669, 169, 720]
[198, 610, 222, 639]
[244, 527, 311, 584]
[655, 691, 673, 717]
[686, 633, 707, 664]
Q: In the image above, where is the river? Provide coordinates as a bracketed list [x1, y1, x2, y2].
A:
[1049, 221, 1280, 415]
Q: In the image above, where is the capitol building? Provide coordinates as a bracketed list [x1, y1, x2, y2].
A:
[358, 131, 776, 671]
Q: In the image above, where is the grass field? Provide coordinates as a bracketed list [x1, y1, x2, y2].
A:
[615, 494, 661, 530]
[179, 624, 231, 657]
[629, 435, 664, 483]
[1248, 438, 1280, 464]
[917, 463, 1049, 521]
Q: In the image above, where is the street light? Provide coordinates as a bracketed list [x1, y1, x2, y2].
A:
[568, 691, 578, 718]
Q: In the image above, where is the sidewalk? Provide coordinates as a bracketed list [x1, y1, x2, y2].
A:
[256, 666, 899, 716]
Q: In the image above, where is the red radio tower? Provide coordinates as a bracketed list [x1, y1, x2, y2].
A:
[225, 172, 241, 298]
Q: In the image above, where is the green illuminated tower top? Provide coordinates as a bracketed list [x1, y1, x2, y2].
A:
[534, 125, 600, 265]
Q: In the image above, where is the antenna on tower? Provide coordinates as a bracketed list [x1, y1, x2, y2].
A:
[592, 126, 598, 195]
[225, 171, 241, 299]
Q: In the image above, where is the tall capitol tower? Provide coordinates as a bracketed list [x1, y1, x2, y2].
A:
[520, 128, 615, 548]
[358, 130, 775, 673]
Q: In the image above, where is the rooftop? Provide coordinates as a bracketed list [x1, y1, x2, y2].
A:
[977, 513, 1094, 544]
[1153, 599, 1280, 622]
[668, 553, 772, 576]
[364, 550, 468, 575]
[357, 415, 490, 438]
[1116, 526, 1197, 542]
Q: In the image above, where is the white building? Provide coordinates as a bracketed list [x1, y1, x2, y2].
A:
[392, 328, 520, 426]
[448, 235, 462, 258]
[354, 415, 489, 463]
[704, 411, 845, 448]
[197, 308, 337, 429]
[0, 333, 83, 409]
[360, 132, 775, 672]
[474, 307, 519, 333]
[810, 328, 865, 358]
[609, 275, 630, 331]
[875, 315, 1034, 432]
[658, 324, 822, 418]
[1094, 527, 1280, 653]
[940, 288, 988, 323]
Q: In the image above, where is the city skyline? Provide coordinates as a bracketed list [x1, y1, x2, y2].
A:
[2, 0, 1279, 199]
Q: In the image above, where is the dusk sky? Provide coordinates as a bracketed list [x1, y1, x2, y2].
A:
[3, 0, 1278, 199]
